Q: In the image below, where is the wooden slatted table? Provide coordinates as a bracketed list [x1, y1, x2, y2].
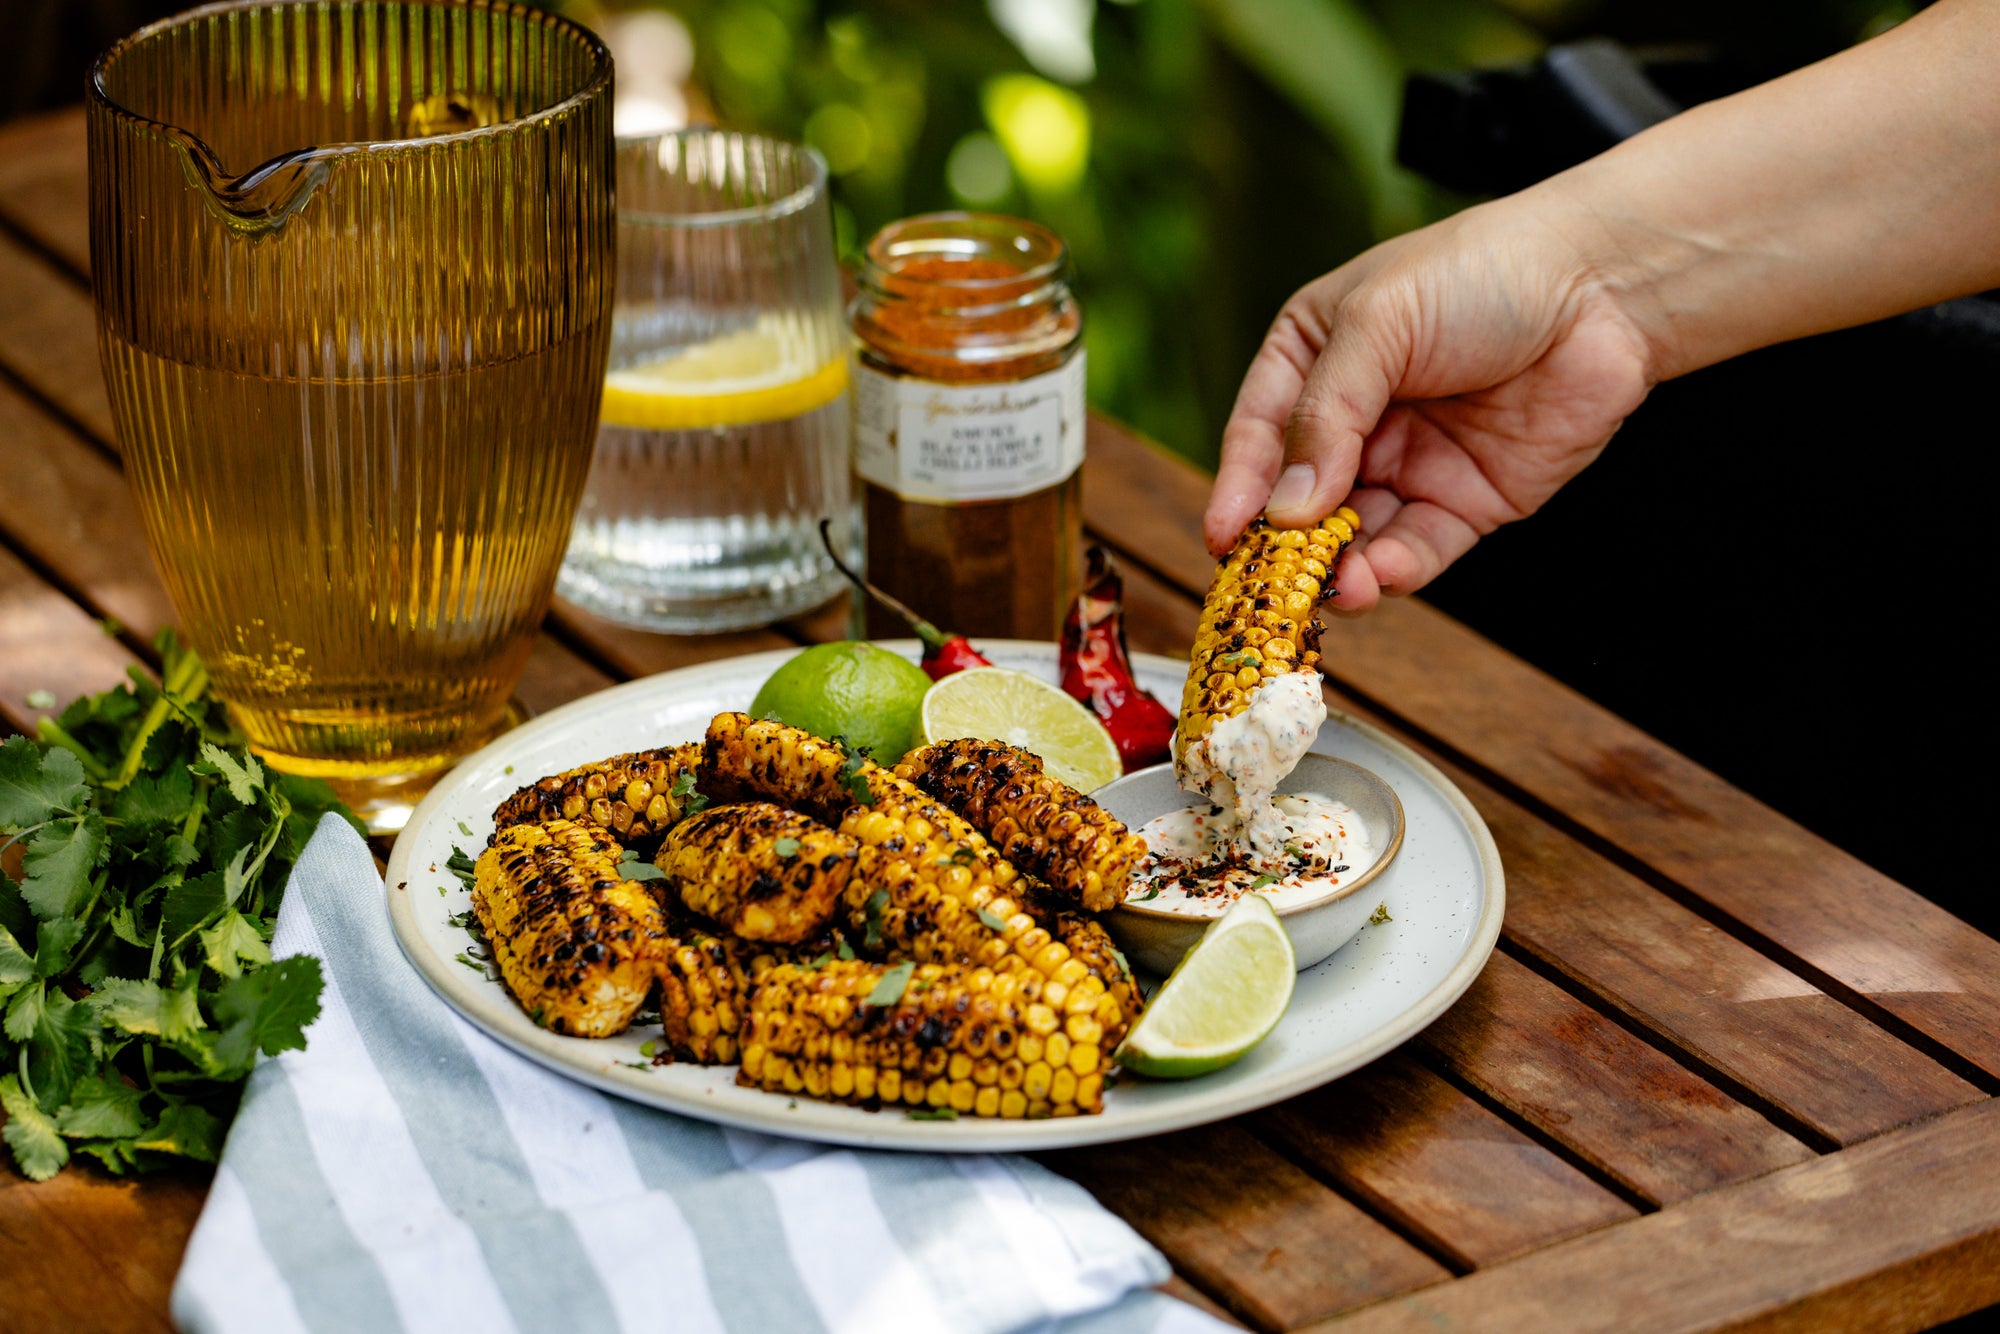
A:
[3, 106, 1997, 1333]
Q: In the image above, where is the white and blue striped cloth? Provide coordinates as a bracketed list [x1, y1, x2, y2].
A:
[172, 814, 1226, 1334]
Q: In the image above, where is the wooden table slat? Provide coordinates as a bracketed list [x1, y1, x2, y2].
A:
[1312, 1098, 2000, 1334]
[1417, 953, 1815, 1206]
[1254, 1054, 1639, 1270]
[0, 230, 116, 447]
[0, 540, 143, 735]
[1041, 1122, 1452, 1331]
[0, 108, 91, 277]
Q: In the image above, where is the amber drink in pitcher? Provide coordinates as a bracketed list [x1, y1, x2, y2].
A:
[87, 1, 615, 830]
[850, 213, 1084, 641]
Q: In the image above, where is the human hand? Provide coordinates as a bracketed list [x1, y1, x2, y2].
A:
[1206, 197, 1659, 612]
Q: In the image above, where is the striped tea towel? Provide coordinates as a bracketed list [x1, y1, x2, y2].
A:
[172, 813, 1228, 1334]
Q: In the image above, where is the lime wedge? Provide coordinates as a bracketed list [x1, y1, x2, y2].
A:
[919, 666, 1123, 792]
[602, 314, 847, 431]
[1116, 893, 1295, 1079]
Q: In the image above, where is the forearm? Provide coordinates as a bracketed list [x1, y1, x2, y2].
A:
[1537, 0, 2000, 382]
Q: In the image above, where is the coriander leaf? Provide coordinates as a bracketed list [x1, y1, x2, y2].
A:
[456, 821, 473, 836]
[213, 955, 324, 1072]
[161, 835, 201, 869]
[669, 770, 710, 818]
[30, 915, 84, 979]
[864, 960, 914, 1008]
[162, 870, 227, 949]
[835, 938, 856, 961]
[0, 1074, 68, 1180]
[88, 977, 205, 1043]
[221, 841, 257, 907]
[200, 909, 271, 979]
[0, 875, 29, 942]
[5, 981, 43, 1043]
[906, 1107, 958, 1121]
[133, 1102, 222, 1164]
[196, 741, 264, 805]
[0, 737, 88, 827]
[444, 846, 477, 888]
[976, 906, 1007, 931]
[1109, 946, 1133, 980]
[26, 989, 97, 1110]
[863, 888, 889, 951]
[20, 814, 106, 920]
[0, 923, 33, 986]
[773, 836, 800, 859]
[619, 861, 666, 883]
[53, 1074, 145, 1140]
[75, 1140, 139, 1174]
[112, 767, 194, 827]
[1249, 873, 1279, 890]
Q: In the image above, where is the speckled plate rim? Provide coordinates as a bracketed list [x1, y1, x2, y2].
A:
[385, 640, 1505, 1152]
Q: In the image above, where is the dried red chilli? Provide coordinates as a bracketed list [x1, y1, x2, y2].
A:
[818, 520, 995, 681]
[1060, 546, 1176, 772]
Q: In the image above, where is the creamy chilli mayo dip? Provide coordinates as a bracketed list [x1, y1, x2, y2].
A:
[1128, 792, 1378, 914]
[1137, 670, 1375, 914]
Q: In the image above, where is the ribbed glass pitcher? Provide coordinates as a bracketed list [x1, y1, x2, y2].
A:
[87, 1, 615, 831]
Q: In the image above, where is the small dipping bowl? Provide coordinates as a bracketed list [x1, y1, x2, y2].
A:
[1096, 753, 1406, 974]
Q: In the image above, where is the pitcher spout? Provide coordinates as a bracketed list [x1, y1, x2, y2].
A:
[170, 129, 331, 233]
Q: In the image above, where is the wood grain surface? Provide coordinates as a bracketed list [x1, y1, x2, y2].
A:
[1, 107, 1995, 1333]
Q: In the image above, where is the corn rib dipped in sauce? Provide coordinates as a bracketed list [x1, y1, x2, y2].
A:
[1133, 510, 1364, 910]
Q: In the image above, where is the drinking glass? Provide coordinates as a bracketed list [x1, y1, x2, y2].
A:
[556, 131, 851, 633]
[88, 0, 615, 831]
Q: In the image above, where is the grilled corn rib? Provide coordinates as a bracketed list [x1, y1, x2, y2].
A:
[837, 772, 1130, 1039]
[473, 820, 670, 1037]
[656, 927, 753, 1064]
[703, 713, 875, 826]
[1047, 911, 1143, 1047]
[657, 802, 856, 943]
[491, 744, 703, 848]
[1175, 508, 1360, 762]
[739, 958, 1109, 1117]
[895, 739, 1146, 912]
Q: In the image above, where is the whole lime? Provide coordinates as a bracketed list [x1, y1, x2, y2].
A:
[750, 642, 934, 761]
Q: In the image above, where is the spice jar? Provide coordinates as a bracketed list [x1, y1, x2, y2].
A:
[849, 212, 1084, 641]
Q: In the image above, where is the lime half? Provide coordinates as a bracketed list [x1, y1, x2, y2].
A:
[919, 666, 1123, 792]
[1116, 893, 1296, 1079]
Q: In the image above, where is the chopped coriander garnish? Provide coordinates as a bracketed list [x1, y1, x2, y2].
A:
[1108, 946, 1133, 980]
[670, 769, 709, 816]
[503, 765, 514, 774]
[836, 938, 856, 961]
[640, 1040, 658, 1058]
[863, 888, 889, 950]
[865, 960, 915, 1008]
[1369, 902, 1393, 925]
[455, 952, 487, 972]
[773, 836, 800, 859]
[831, 736, 873, 805]
[615, 850, 666, 882]
[456, 820, 474, 836]
[445, 845, 477, 887]
[1133, 886, 1162, 902]
[907, 1107, 959, 1121]
[976, 906, 1007, 931]
[1249, 873, 1280, 890]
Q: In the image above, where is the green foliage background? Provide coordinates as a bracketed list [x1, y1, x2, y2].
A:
[553, 0, 1910, 467]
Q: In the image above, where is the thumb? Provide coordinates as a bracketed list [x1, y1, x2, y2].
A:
[1265, 292, 1404, 528]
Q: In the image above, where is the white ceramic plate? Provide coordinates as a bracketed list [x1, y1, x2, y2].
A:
[385, 640, 1504, 1152]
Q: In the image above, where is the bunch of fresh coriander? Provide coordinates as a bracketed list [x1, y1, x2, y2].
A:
[0, 633, 355, 1181]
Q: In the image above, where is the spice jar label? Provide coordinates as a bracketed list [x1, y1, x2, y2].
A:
[852, 354, 1085, 504]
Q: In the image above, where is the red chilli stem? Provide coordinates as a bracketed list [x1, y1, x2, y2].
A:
[817, 519, 947, 649]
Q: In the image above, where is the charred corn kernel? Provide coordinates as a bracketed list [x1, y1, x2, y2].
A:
[491, 745, 703, 849]
[1175, 509, 1360, 762]
[702, 713, 880, 826]
[655, 928, 759, 1064]
[1069, 1042, 1099, 1075]
[1001, 1089, 1027, 1118]
[657, 801, 857, 943]
[1051, 1067, 1077, 1105]
[894, 739, 1148, 911]
[473, 821, 670, 1038]
[1049, 912, 1144, 1046]
[738, 959, 1107, 1116]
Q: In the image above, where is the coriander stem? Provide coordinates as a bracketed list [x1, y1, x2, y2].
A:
[33, 720, 111, 782]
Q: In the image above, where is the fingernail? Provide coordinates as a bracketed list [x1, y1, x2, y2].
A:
[1266, 463, 1316, 516]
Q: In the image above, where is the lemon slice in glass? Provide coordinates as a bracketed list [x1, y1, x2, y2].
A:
[1116, 893, 1296, 1079]
[602, 314, 848, 431]
[918, 666, 1123, 792]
